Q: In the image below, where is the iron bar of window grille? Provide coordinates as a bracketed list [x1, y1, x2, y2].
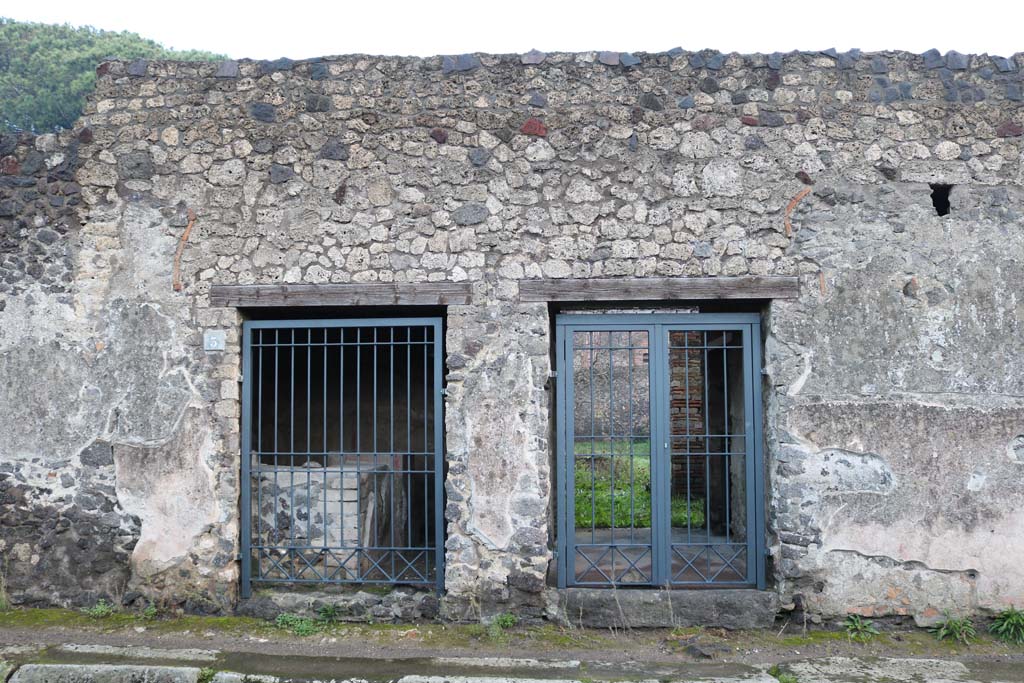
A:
[622, 331, 630, 544]
[723, 337, 730, 546]
[704, 333, 711, 580]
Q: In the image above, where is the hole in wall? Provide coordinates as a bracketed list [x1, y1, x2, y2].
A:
[930, 184, 952, 216]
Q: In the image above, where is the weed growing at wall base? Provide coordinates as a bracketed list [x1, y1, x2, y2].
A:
[929, 612, 976, 645]
[82, 599, 115, 619]
[844, 614, 879, 643]
[275, 613, 321, 636]
[989, 606, 1024, 645]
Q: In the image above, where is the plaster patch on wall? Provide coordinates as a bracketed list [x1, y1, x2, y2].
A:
[114, 407, 220, 579]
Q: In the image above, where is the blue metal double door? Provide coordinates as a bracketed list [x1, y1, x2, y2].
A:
[555, 313, 765, 589]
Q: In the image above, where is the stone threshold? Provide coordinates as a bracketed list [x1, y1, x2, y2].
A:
[557, 588, 780, 629]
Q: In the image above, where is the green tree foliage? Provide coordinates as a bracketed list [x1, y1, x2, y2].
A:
[0, 18, 223, 132]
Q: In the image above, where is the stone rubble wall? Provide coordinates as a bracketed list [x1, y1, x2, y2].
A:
[0, 47, 1022, 623]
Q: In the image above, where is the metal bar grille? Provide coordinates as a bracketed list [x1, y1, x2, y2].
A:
[556, 314, 763, 589]
[240, 319, 443, 596]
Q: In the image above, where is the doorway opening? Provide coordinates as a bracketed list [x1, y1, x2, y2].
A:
[555, 313, 765, 588]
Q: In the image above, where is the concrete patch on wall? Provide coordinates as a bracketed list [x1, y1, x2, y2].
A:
[772, 400, 1024, 620]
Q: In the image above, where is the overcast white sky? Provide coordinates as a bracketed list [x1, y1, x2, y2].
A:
[4, 0, 1022, 59]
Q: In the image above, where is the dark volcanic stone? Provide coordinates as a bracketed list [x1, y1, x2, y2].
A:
[36, 228, 60, 244]
[319, 139, 351, 161]
[452, 203, 489, 225]
[699, 77, 719, 94]
[921, 48, 944, 69]
[468, 148, 491, 167]
[0, 199, 19, 217]
[117, 152, 154, 180]
[127, 59, 148, 77]
[20, 152, 44, 175]
[705, 53, 725, 70]
[521, 49, 546, 65]
[767, 52, 783, 70]
[992, 56, 1016, 73]
[945, 51, 969, 70]
[528, 92, 547, 108]
[248, 103, 277, 123]
[430, 128, 448, 144]
[260, 58, 295, 74]
[871, 57, 888, 73]
[214, 61, 240, 78]
[677, 95, 695, 109]
[620, 52, 641, 67]
[638, 93, 664, 111]
[80, 441, 114, 467]
[309, 62, 329, 80]
[269, 164, 294, 184]
[838, 51, 859, 69]
[441, 54, 480, 74]
[306, 96, 331, 112]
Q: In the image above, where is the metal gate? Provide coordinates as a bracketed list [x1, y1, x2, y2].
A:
[240, 318, 444, 597]
[555, 313, 765, 589]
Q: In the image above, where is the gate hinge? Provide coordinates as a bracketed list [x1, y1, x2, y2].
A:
[548, 370, 558, 379]
[238, 374, 244, 383]
[440, 387, 450, 397]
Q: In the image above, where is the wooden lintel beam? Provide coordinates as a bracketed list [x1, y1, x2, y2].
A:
[208, 282, 473, 307]
[517, 276, 800, 302]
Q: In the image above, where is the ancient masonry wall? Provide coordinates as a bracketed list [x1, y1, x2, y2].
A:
[1, 48, 1023, 623]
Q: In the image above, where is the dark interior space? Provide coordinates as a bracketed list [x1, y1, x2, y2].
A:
[246, 320, 439, 585]
[930, 183, 952, 216]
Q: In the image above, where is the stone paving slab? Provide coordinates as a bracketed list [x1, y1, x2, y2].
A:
[782, 656, 1022, 683]
[3, 651, 1024, 683]
[10, 664, 201, 683]
[430, 657, 581, 670]
[59, 645, 219, 662]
